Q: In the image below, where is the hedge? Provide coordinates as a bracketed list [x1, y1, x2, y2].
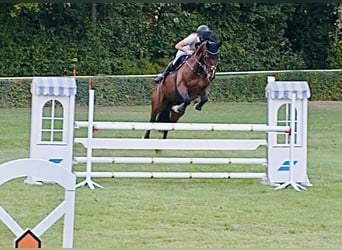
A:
[0, 71, 341, 108]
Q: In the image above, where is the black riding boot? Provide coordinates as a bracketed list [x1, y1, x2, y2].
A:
[154, 62, 174, 84]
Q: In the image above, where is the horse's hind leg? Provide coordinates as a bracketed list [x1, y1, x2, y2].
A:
[143, 106, 159, 139]
[166, 111, 184, 138]
[159, 111, 183, 139]
[158, 102, 173, 139]
[144, 130, 151, 139]
[170, 111, 184, 123]
[144, 86, 164, 139]
[162, 131, 168, 139]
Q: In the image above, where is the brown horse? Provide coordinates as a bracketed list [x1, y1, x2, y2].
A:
[144, 39, 222, 139]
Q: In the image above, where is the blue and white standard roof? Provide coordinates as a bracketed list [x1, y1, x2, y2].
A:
[31, 77, 77, 96]
[265, 80, 311, 99]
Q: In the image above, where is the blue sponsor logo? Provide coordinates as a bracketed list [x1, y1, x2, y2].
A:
[49, 158, 63, 164]
[277, 160, 298, 171]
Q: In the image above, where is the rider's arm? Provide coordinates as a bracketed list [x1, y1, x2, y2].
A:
[175, 33, 197, 55]
[175, 40, 189, 53]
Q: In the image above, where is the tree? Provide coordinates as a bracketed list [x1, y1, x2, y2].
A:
[328, 3, 342, 68]
[285, 3, 338, 69]
[0, 3, 339, 76]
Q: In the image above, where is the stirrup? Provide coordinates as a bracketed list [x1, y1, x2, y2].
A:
[154, 74, 164, 84]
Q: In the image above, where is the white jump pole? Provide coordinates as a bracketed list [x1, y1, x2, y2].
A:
[75, 89, 103, 189]
[275, 93, 306, 191]
[75, 121, 290, 132]
[74, 171, 266, 179]
[74, 157, 266, 165]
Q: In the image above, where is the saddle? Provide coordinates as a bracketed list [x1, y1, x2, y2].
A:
[171, 55, 190, 73]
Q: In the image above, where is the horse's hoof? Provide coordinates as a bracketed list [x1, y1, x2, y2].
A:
[194, 102, 202, 111]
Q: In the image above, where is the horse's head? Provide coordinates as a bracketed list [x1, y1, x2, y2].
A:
[205, 40, 222, 60]
[195, 40, 222, 81]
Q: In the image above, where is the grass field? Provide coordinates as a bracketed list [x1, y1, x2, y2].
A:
[0, 101, 341, 248]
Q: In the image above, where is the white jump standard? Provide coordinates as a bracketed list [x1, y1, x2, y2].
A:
[26, 77, 77, 184]
[265, 76, 311, 190]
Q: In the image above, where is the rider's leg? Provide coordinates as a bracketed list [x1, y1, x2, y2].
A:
[154, 55, 187, 84]
[154, 61, 174, 84]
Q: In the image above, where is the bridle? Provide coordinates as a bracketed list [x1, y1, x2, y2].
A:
[203, 44, 219, 70]
[185, 41, 219, 81]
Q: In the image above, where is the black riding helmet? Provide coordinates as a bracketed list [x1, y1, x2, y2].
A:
[197, 25, 209, 42]
[197, 24, 209, 33]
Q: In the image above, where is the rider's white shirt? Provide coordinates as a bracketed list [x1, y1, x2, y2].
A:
[173, 33, 200, 64]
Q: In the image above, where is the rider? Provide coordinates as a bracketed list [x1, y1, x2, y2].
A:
[154, 24, 210, 84]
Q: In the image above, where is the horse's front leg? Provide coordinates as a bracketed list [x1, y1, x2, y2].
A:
[194, 90, 208, 111]
[171, 92, 190, 113]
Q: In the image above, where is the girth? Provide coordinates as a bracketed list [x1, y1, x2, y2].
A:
[173, 72, 183, 104]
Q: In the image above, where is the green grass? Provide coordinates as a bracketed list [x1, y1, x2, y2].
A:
[0, 101, 342, 248]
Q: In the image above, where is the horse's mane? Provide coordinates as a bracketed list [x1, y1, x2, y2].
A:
[194, 42, 207, 57]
